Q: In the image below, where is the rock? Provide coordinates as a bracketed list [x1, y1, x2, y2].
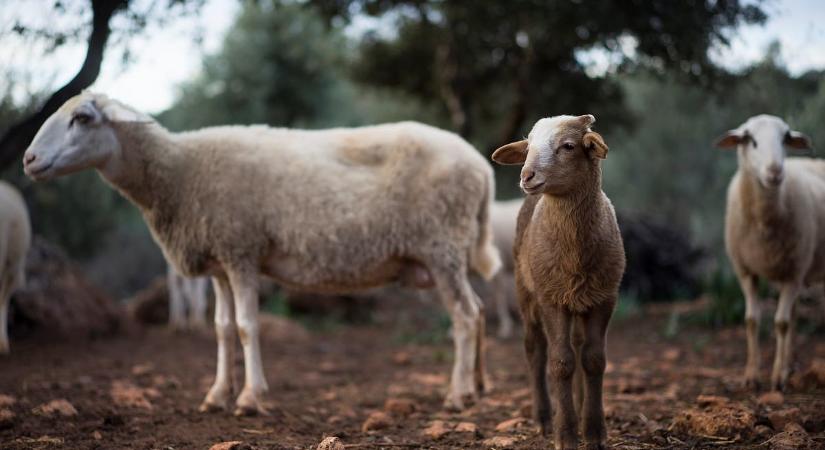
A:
[770, 423, 813, 450]
[32, 399, 78, 417]
[0, 409, 15, 429]
[768, 408, 801, 431]
[672, 402, 756, 436]
[361, 411, 391, 432]
[483, 436, 517, 448]
[208, 442, 252, 450]
[495, 417, 528, 432]
[110, 380, 158, 410]
[757, 391, 784, 408]
[12, 238, 128, 338]
[316, 436, 345, 450]
[0, 394, 16, 407]
[455, 422, 478, 435]
[92, 430, 102, 440]
[422, 420, 452, 440]
[384, 398, 417, 417]
[392, 351, 412, 366]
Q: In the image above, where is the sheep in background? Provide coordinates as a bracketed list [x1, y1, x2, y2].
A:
[167, 264, 209, 330]
[492, 114, 625, 450]
[23, 92, 500, 414]
[0, 181, 31, 354]
[716, 114, 817, 391]
[486, 198, 521, 338]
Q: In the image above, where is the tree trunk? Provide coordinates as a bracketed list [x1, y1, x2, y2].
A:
[0, 0, 128, 170]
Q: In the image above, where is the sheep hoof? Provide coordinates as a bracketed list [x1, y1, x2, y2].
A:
[233, 403, 269, 417]
[743, 376, 761, 391]
[442, 393, 465, 412]
[198, 399, 228, 413]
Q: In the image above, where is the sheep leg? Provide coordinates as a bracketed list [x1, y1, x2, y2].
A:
[542, 302, 578, 450]
[571, 318, 585, 420]
[199, 276, 236, 413]
[188, 278, 209, 329]
[523, 307, 550, 435]
[739, 273, 761, 389]
[580, 301, 614, 450]
[436, 270, 480, 411]
[167, 266, 187, 331]
[782, 300, 798, 382]
[496, 280, 514, 339]
[771, 283, 799, 391]
[473, 299, 491, 394]
[228, 271, 269, 416]
[0, 279, 10, 354]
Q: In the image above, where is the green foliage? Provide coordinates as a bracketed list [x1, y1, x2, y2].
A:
[262, 291, 291, 317]
[699, 264, 746, 328]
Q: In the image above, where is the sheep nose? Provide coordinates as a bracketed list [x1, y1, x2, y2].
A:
[521, 169, 535, 183]
[24, 153, 36, 166]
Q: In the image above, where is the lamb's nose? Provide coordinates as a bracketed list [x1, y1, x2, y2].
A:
[24, 153, 36, 165]
[522, 169, 535, 183]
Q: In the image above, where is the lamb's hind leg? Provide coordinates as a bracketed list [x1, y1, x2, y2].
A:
[521, 297, 550, 435]
[200, 276, 236, 412]
[435, 266, 481, 411]
[580, 300, 614, 450]
[771, 282, 799, 391]
[227, 271, 269, 416]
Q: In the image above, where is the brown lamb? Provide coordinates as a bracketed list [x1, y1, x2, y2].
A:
[492, 114, 625, 450]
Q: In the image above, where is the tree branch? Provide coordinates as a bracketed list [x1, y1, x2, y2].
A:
[0, 0, 128, 170]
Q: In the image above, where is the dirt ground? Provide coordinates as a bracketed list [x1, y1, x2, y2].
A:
[1, 300, 823, 450]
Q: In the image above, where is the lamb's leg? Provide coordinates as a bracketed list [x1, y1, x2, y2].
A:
[783, 302, 797, 379]
[228, 271, 269, 416]
[436, 269, 480, 410]
[167, 266, 187, 331]
[199, 276, 236, 412]
[738, 273, 761, 389]
[580, 300, 614, 450]
[522, 305, 550, 435]
[495, 278, 514, 339]
[188, 278, 209, 329]
[571, 318, 585, 420]
[542, 302, 578, 450]
[474, 299, 491, 394]
[771, 283, 799, 391]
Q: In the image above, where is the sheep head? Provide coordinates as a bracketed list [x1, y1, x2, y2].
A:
[23, 92, 150, 181]
[715, 114, 812, 189]
[491, 114, 608, 195]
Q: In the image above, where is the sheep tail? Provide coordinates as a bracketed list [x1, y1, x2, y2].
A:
[470, 174, 502, 281]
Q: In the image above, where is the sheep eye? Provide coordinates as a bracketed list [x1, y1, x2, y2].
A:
[70, 112, 92, 127]
[743, 133, 757, 148]
[562, 142, 575, 150]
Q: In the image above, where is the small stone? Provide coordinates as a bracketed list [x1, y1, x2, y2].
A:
[672, 402, 756, 436]
[662, 348, 681, 362]
[384, 398, 417, 416]
[0, 409, 16, 429]
[110, 380, 154, 410]
[361, 411, 391, 432]
[208, 442, 252, 450]
[393, 351, 412, 365]
[757, 391, 784, 407]
[483, 436, 517, 448]
[32, 399, 78, 417]
[455, 422, 478, 435]
[422, 420, 452, 439]
[316, 436, 345, 450]
[768, 407, 801, 431]
[92, 431, 102, 440]
[131, 363, 154, 376]
[696, 395, 729, 406]
[495, 417, 528, 432]
[0, 394, 16, 407]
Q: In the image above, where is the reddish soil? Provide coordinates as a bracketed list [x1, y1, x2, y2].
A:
[0, 302, 823, 449]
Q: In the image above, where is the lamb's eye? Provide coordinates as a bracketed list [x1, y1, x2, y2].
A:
[70, 112, 92, 127]
[562, 142, 575, 150]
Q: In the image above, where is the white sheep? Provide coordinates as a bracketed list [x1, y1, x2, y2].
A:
[23, 92, 501, 414]
[716, 114, 817, 391]
[167, 264, 209, 330]
[488, 199, 521, 338]
[0, 180, 31, 354]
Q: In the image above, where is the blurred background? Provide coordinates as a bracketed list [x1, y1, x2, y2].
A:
[1, 0, 824, 334]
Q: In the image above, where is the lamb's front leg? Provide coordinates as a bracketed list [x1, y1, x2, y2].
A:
[580, 301, 614, 450]
[738, 273, 761, 389]
[228, 271, 269, 416]
[772, 283, 799, 391]
[200, 276, 236, 412]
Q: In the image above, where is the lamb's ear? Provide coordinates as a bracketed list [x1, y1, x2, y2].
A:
[583, 131, 608, 159]
[714, 130, 744, 149]
[784, 130, 812, 151]
[100, 101, 151, 123]
[577, 114, 596, 128]
[491, 140, 529, 165]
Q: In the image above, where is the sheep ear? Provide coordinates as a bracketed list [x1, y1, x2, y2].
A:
[491, 140, 528, 165]
[577, 114, 596, 128]
[785, 130, 812, 151]
[714, 130, 744, 149]
[583, 131, 608, 159]
[100, 101, 151, 123]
